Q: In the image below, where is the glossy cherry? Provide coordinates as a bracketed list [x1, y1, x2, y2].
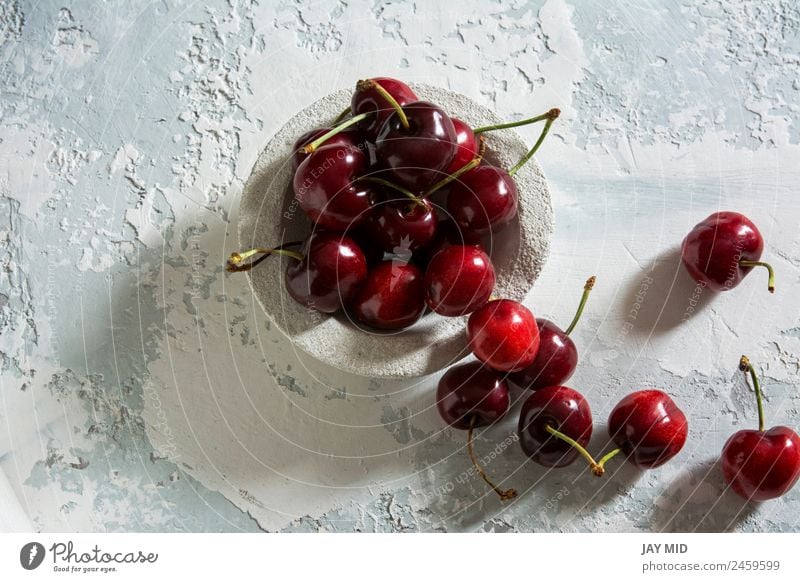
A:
[437, 361, 517, 501]
[423, 245, 495, 317]
[681, 211, 775, 293]
[722, 356, 800, 501]
[412, 219, 482, 269]
[446, 164, 518, 236]
[607, 390, 688, 469]
[467, 299, 540, 372]
[351, 77, 418, 142]
[350, 260, 425, 330]
[375, 101, 457, 192]
[293, 143, 375, 231]
[509, 277, 595, 391]
[291, 127, 364, 170]
[445, 118, 481, 174]
[518, 385, 593, 468]
[362, 198, 438, 256]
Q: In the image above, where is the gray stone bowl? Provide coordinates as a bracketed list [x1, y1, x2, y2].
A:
[237, 84, 553, 378]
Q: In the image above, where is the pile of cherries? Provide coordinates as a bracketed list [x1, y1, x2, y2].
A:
[228, 76, 799, 505]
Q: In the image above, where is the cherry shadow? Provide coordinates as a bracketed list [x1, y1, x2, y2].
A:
[650, 458, 756, 532]
[621, 246, 714, 336]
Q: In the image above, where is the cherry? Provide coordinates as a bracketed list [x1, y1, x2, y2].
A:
[350, 260, 425, 330]
[467, 299, 540, 372]
[722, 356, 800, 501]
[445, 118, 481, 174]
[291, 127, 363, 170]
[509, 277, 596, 391]
[436, 361, 517, 501]
[412, 218, 482, 269]
[227, 232, 367, 314]
[293, 143, 375, 231]
[423, 245, 495, 317]
[607, 390, 688, 469]
[351, 78, 418, 142]
[375, 101, 457, 192]
[681, 211, 775, 293]
[518, 385, 593, 468]
[362, 197, 438, 256]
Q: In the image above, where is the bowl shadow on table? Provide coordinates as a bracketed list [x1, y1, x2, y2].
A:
[650, 458, 755, 532]
[622, 247, 714, 336]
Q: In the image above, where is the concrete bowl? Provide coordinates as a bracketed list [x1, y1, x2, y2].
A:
[237, 84, 553, 378]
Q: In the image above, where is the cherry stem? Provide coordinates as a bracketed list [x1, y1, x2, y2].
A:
[302, 112, 371, 154]
[467, 418, 518, 501]
[544, 424, 605, 477]
[226, 243, 303, 273]
[355, 176, 426, 208]
[424, 156, 482, 196]
[739, 355, 765, 432]
[360, 79, 409, 130]
[565, 275, 597, 336]
[332, 106, 352, 124]
[507, 108, 560, 177]
[473, 110, 555, 134]
[739, 260, 775, 293]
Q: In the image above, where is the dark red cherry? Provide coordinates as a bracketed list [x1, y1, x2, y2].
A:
[608, 390, 688, 469]
[446, 164, 518, 236]
[362, 198, 438, 256]
[509, 319, 578, 390]
[467, 299, 540, 372]
[436, 362, 510, 430]
[375, 101, 457, 192]
[445, 118, 480, 174]
[351, 260, 425, 330]
[681, 211, 774, 293]
[293, 144, 375, 231]
[351, 77, 418, 142]
[291, 127, 364, 170]
[285, 231, 368, 313]
[722, 427, 800, 501]
[412, 219, 483, 269]
[423, 245, 495, 317]
[518, 385, 593, 468]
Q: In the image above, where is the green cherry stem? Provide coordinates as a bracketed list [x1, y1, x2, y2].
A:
[226, 243, 303, 273]
[354, 176, 426, 209]
[739, 260, 775, 294]
[302, 112, 371, 154]
[473, 110, 554, 134]
[565, 276, 597, 336]
[467, 417, 518, 501]
[424, 156, 482, 196]
[332, 106, 352, 124]
[508, 108, 560, 177]
[545, 424, 614, 477]
[358, 79, 409, 130]
[739, 355, 765, 432]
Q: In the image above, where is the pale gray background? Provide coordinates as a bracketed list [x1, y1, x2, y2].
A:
[1, 0, 799, 532]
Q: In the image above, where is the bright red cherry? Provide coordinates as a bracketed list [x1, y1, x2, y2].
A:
[446, 164, 518, 236]
[518, 385, 593, 468]
[722, 356, 800, 501]
[362, 198, 438, 256]
[412, 219, 482, 269]
[423, 245, 495, 317]
[607, 390, 688, 469]
[445, 118, 481, 174]
[291, 127, 364, 170]
[467, 299, 540, 372]
[284, 232, 367, 313]
[509, 277, 595, 391]
[375, 101, 457, 192]
[681, 211, 775, 293]
[351, 77, 418, 142]
[293, 144, 375, 231]
[351, 260, 425, 330]
[436, 361, 510, 430]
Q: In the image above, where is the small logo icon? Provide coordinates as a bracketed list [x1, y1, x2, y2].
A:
[20, 542, 45, 570]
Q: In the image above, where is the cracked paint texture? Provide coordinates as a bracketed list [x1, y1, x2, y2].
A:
[1, 0, 800, 532]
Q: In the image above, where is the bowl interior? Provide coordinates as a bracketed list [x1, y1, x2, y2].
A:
[238, 84, 552, 378]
